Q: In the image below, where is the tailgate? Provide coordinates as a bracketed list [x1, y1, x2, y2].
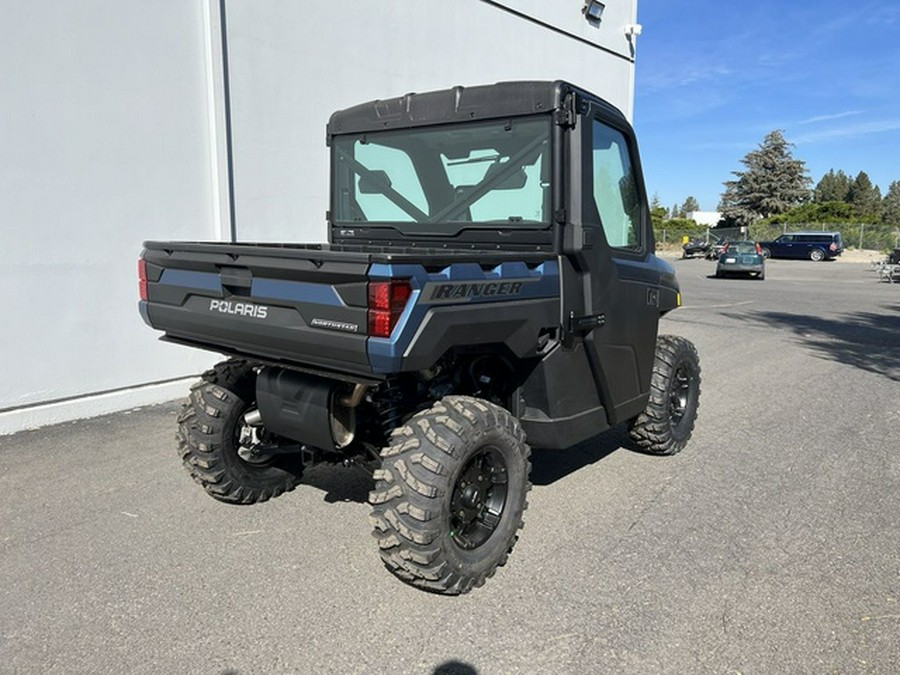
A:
[139, 243, 373, 374]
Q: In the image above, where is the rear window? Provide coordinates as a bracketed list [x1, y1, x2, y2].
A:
[730, 242, 758, 254]
[331, 116, 551, 230]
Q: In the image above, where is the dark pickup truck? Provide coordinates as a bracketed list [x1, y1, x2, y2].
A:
[139, 81, 701, 594]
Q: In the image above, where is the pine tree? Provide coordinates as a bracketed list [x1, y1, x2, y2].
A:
[847, 172, 882, 221]
[814, 169, 852, 203]
[719, 130, 811, 225]
[882, 181, 900, 226]
[647, 193, 665, 229]
[719, 182, 752, 226]
[682, 196, 700, 214]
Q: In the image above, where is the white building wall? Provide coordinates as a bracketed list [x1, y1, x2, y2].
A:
[686, 211, 723, 227]
[0, 1, 221, 432]
[1, 0, 637, 434]
[227, 0, 638, 242]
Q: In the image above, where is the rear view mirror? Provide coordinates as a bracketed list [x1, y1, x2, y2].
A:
[483, 162, 527, 190]
[359, 170, 392, 194]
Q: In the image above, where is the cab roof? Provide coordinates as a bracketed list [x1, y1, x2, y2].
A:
[326, 80, 627, 139]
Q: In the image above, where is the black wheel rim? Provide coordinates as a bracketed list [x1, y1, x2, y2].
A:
[669, 363, 692, 427]
[449, 446, 509, 550]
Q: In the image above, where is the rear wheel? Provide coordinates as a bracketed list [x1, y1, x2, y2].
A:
[177, 360, 302, 504]
[629, 336, 701, 456]
[369, 396, 531, 594]
[760, 247, 771, 259]
[810, 248, 825, 262]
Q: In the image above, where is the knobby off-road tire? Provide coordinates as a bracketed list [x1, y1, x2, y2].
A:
[369, 396, 531, 595]
[177, 359, 302, 504]
[629, 335, 701, 456]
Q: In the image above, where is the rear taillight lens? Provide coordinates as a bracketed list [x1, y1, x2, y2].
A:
[368, 280, 412, 338]
[722, 242, 730, 253]
[138, 258, 148, 301]
[756, 243, 763, 255]
[829, 242, 837, 251]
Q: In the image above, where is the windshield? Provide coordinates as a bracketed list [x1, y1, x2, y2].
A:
[332, 116, 551, 230]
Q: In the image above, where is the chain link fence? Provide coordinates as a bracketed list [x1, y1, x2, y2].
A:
[653, 219, 708, 247]
[748, 222, 900, 252]
[655, 221, 900, 252]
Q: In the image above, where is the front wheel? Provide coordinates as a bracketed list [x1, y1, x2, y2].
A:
[369, 396, 531, 594]
[629, 336, 701, 456]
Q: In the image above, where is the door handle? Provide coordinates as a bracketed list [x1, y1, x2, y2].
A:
[569, 312, 606, 331]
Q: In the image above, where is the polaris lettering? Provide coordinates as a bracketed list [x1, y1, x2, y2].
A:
[209, 299, 268, 319]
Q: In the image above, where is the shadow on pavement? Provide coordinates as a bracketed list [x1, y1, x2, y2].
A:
[725, 307, 900, 381]
[531, 424, 629, 486]
[300, 461, 374, 504]
[433, 661, 478, 675]
[300, 423, 633, 499]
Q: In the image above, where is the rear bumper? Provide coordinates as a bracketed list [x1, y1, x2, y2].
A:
[717, 262, 763, 274]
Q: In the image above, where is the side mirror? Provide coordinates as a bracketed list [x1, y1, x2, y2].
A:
[483, 162, 527, 190]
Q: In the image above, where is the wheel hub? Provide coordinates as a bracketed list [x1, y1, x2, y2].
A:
[449, 446, 508, 550]
[669, 364, 691, 425]
[461, 484, 482, 509]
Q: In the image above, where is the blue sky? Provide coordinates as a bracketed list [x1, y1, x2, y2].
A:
[633, 1, 900, 213]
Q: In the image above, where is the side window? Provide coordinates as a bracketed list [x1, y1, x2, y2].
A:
[592, 120, 642, 249]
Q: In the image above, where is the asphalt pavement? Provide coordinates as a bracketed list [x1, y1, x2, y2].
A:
[2, 258, 899, 674]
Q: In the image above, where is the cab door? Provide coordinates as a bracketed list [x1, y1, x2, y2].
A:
[562, 104, 661, 424]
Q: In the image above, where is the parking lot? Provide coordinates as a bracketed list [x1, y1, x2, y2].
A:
[2, 258, 898, 674]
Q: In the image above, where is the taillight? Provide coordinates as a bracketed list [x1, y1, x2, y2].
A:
[829, 242, 837, 251]
[756, 243, 763, 255]
[138, 258, 148, 301]
[368, 280, 412, 338]
[722, 242, 730, 253]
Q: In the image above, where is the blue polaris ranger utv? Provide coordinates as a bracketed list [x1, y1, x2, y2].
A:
[139, 81, 701, 594]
